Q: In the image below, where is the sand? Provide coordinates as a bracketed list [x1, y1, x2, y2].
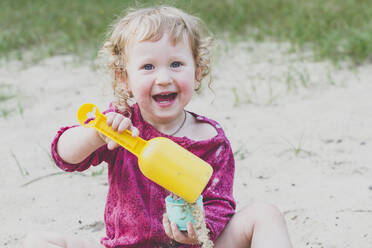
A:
[190, 202, 213, 248]
[1, 40, 372, 247]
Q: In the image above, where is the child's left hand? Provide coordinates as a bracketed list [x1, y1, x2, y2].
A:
[162, 214, 199, 245]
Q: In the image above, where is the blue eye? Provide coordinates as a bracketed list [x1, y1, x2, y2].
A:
[171, 61, 182, 68]
[143, 64, 154, 70]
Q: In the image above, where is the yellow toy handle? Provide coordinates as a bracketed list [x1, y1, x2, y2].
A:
[77, 103, 146, 156]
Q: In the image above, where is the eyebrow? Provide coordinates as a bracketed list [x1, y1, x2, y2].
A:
[135, 54, 189, 64]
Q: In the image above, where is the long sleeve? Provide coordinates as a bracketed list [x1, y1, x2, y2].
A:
[202, 141, 236, 242]
[51, 125, 114, 172]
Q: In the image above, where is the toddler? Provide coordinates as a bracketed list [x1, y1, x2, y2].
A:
[23, 6, 293, 248]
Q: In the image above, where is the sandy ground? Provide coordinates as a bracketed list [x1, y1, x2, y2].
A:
[1, 41, 371, 248]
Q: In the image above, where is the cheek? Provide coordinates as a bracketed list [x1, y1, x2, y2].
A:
[178, 80, 195, 101]
[131, 85, 154, 106]
[179, 74, 197, 94]
[182, 82, 195, 94]
[132, 85, 149, 100]
[127, 75, 150, 98]
[178, 68, 196, 87]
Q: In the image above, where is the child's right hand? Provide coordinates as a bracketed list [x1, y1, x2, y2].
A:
[98, 112, 139, 150]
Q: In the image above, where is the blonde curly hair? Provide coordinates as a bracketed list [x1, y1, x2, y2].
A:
[99, 6, 212, 113]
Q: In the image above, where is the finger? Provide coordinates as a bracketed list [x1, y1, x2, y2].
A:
[162, 214, 174, 240]
[107, 139, 119, 150]
[171, 222, 188, 244]
[131, 126, 139, 137]
[106, 112, 116, 126]
[111, 114, 124, 131]
[117, 118, 131, 133]
[187, 221, 198, 241]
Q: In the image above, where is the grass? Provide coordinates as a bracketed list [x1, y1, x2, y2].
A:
[10, 149, 28, 178]
[280, 134, 313, 158]
[0, 0, 372, 63]
[0, 84, 15, 101]
[0, 83, 17, 118]
[233, 145, 249, 161]
[0, 82, 25, 119]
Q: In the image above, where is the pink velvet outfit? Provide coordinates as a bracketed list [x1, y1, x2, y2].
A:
[51, 104, 236, 248]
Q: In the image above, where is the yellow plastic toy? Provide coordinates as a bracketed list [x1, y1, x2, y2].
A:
[77, 103, 213, 203]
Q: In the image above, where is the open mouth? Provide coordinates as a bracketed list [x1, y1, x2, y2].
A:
[152, 93, 178, 103]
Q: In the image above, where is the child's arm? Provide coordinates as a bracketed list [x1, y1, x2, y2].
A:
[55, 112, 138, 165]
[56, 126, 105, 164]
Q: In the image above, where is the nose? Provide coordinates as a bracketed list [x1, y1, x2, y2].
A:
[155, 68, 172, 86]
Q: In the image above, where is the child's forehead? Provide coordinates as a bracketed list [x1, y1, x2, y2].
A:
[127, 32, 192, 51]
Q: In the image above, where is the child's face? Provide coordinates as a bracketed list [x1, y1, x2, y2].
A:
[123, 33, 198, 124]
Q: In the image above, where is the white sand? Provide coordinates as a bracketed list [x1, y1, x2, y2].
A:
[1, 41, 371, 247]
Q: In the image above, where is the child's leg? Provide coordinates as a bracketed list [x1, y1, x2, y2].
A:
[214, 203, 293, 248]
[22, 231, 104, 248]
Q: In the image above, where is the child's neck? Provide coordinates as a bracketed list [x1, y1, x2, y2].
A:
[144, 111, 188, 136]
